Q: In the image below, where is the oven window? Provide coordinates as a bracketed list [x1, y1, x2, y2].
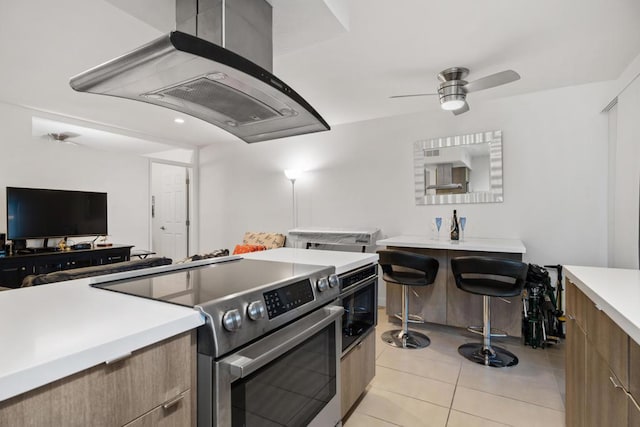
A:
[231, 324, 336, 426]
[342, 281, 376, 351]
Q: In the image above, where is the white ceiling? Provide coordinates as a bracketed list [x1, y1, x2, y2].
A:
[1, 0, 639, 154]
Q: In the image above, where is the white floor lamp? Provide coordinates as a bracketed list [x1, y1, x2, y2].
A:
[284, 169, 302, 229]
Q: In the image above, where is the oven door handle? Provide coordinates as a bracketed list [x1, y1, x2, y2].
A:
[220, 305, 343, 380]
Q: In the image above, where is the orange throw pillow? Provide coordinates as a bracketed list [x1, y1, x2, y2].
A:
[232, 244, 267, 255]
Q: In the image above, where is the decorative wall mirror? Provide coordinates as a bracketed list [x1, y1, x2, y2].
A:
[414, 130, 503, 205]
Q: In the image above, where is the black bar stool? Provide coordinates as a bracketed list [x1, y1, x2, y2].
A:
[378, 250, 439, 349]
[451, 256, 528, 367]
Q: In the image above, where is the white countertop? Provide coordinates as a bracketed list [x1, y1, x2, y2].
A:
[0, 278, 204, 402]
[242, 247, 379, 274]
[565, 265, 640, 345]
[377, 235, 526, 254]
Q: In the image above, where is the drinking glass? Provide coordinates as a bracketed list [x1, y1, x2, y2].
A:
[435, 217, 442, 240]
[460, 217, 467, 241]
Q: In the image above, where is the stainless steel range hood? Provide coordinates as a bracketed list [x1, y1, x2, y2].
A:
[69, 0, 330, 143]
[426, 163, 465, 191]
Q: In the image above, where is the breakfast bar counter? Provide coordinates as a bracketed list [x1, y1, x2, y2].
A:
[376, 235, 526, 253]
[377, 235, 526, 337]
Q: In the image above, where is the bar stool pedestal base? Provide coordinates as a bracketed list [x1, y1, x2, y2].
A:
[458, 343, 519, 367]
[382, 329, 430, 349]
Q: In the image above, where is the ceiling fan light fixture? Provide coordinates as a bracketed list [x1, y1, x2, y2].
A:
[440, 96, 466, 111]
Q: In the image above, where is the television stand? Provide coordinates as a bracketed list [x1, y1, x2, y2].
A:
[28, 247, 60, 254]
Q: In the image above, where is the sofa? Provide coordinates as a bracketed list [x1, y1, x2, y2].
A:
[232, 231, 286, 254]
[19, 257, 173, 287]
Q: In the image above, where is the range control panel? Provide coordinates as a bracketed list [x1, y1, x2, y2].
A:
[264, 279, 314, 319]
[340, 264, 377, 292]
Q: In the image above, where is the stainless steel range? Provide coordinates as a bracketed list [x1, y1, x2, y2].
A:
[93, 258, 343, 427]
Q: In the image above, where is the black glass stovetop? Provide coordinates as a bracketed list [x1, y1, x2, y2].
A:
[91, 258, 327, 307]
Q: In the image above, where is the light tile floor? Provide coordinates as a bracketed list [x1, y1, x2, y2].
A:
[344, 309, 566, 427]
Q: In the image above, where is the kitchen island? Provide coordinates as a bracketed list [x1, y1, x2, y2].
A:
[564, 265, 640, 426]
[0, 249, 379, 425]
[377, 235, 526, 337]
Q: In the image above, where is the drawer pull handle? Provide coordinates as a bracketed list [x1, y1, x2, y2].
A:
[609, 376, 624, 390]
[104, 352, 131, 365]
[163, 392, 186, 410]
[627, 391, 640, 412]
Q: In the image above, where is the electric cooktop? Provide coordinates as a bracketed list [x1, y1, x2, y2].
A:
[92, 258, 329, 307]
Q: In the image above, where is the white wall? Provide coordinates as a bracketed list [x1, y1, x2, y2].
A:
[0, 102, 151, 250]
[610, 56, 640, 269]
[200, 82, 612, 283]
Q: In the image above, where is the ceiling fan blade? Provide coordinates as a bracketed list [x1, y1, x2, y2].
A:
[464, 70, 520, 93]
[452, 101, 470, 116]
[389, 93, 438, 99]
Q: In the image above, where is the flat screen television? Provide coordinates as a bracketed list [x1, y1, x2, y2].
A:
[6, 187, 107, 240]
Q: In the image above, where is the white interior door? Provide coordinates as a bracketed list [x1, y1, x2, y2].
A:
[151, 163, 188, 261]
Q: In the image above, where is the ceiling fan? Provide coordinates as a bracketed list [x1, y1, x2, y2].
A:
[391, 67, 520, 115]
[46, 132, 81, 145]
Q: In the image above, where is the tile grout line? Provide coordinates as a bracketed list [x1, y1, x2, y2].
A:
[445, 352, 464, 427]
[454, 383, 566, 418]
[352, 410, 403, 427]
[451, 409, 516, 427]
[454, 382, 566, 412]
[375, 363, 460, 386]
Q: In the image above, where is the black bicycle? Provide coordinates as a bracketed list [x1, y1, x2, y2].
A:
[522, 264, 565, 348]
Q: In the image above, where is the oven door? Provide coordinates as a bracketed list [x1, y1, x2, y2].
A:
[341, 278, 377, 354]
[201, 305, 343, 427]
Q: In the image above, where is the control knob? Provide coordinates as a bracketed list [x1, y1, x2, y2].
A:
[328, 274, 339, 288]
[316, 277, 329, 292]
[247, 301, 266, 320]
[222, 309, 242, 332]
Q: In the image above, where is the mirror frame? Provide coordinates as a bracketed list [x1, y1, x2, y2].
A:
[414, 130, 503, 205]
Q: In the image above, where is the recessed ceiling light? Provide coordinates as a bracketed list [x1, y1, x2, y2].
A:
[174, 118, 185, 124]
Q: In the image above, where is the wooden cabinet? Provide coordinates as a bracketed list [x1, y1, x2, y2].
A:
[385, 246, 523, 337]
[566, 280, 640, 427]
[0, 331, 195, 427]
[565, 290, 586, 427]
[341, 330, 375, 418]
[629, 340, 640, 427]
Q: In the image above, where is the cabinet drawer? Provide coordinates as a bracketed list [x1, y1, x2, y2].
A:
[565, 317, 586, 427]
[0, 331, 193, 427]
[586, 299, 629, 390]
[341, 330, 375, 418]
[566, 280, 589, 332]
[586, 348, 628, 427]
[124, 390, 191, 427]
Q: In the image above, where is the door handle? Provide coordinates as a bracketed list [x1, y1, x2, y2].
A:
[221, 305, 343, 380]
[160, 226, 166, 230]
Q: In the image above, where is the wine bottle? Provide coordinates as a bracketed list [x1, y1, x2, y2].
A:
[450, 209, 460, 241]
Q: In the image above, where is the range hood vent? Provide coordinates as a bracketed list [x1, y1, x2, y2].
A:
[426, 163, 467, 192]
[69, 0, 330, 143]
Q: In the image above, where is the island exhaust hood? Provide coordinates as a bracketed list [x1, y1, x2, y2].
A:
[69, 0, 330, 143]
